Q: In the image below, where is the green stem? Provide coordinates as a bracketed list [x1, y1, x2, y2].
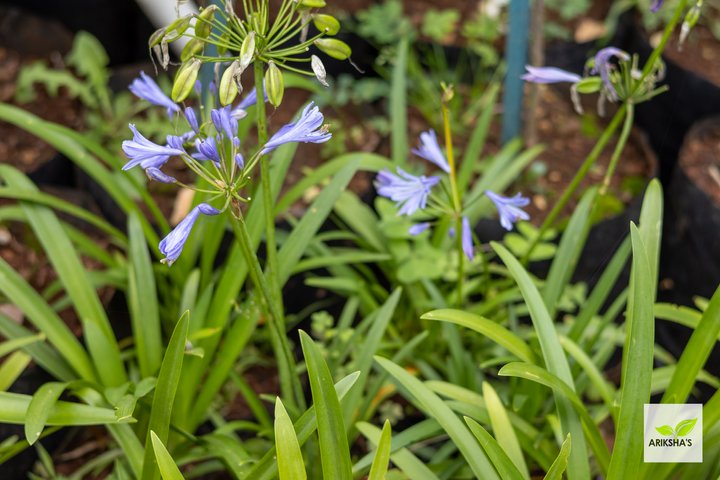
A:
[441, 100, 464, 307]
[521, 102, 627, 264]
[229, 212, 304, 411]
[600, 102, 634, 196]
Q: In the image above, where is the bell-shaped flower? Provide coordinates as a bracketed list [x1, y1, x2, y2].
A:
[261, 102, 332, 154]
[376, 168, 440, 216]
[129, 71, 180, 118]
[184, 107, 199, 133]
[651, 0, 664, 12]
[145, 167, 176, 184]
[412, 130, 450, 173]
[521, 66, 582, 84]
[122, 125, 185, 171]
[159, 203, 221, 265]
[461, 216, 474, 261]
[486, 190, 530, 231]
[211, 106, 238, 139]
[193, 136, 221, 163]
[591, 47, 630, 101]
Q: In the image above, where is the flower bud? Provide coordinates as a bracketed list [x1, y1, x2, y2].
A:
[181, 38, 204, 61]
[680, 4, 702, 47]
[239, 32, 256, 72]
[574, 77, 602, 94]
[265, 61, 284, 107]
[219, 60, 242, 105]
[312, 14, 340, 35]
[300, 0, 327, 8]
[314, 38, 352, 60]
[195, 5, 219, 39]
[172, 59, 202, 102]
[311, 55, 329, 87]
[165, 15, 193, 42]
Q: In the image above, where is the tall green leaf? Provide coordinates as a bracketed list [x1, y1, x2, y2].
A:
[375, 356, 501, 479]
[544, 434, 571, 480]
[482, 382, 529, 479]
[607, 226, 654, 480]
[464, 417, 525, 480]
[492, 242, 590, 480]
[367, 420, 393, 480]
[299, 331, 353, 480]
[141, 312, 190, 480]
[274, 398, 306, 480]
[149, 431, 184, 480]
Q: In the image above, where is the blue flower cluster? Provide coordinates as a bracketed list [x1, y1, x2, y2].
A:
[375, 130, 530, 261]
[122, 72, 332, 265]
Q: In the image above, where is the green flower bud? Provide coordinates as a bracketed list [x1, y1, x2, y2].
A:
[575, 77, 602, 94]
[195, 5, 219, 39]
[165, 14, 193, 42]
[314, 38, 351, 60]
[219, 60, 242, 105]
[312, 14, 340, 35]
[265, 61, 284, 107]
[149, 27, 166, 48]
[181, 38, 204, 61]
[300, 0, 327, 8]
[240, 32, 256, 71]
[172, 59, 201, 102]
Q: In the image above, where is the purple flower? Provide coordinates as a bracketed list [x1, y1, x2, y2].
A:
[375, 168, 440, 216]
[211, 106, 238, 139]
[122, 124, 185, 171]
[591, 47, 630, 101]
[185, 107, 199, 133]
[129, 71, 180, 118]
[145, 167, 176, 184]
[651, 0, 664, 12]
[193, 136, 221, 163]
[409, 222, 431, 236]
[159, 203, 221, 265]
[485, 190, 530, 231]
[461, 216, 474, 261]
[412, 130, 450, 173]
[261, 102, 332, 154]
[521, 66, 582, 84]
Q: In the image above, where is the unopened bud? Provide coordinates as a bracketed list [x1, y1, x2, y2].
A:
[219, 60, 242, 105]
[312, 14, 340, 35]
[314, 38, 352, 60]
[680, 4, 702, 48]
[239, 32, 256, 71]
[574, 77, 602, 94]
[181, 38, 204, 61]
[165, 14, 193, 42]
[311, 55, 329, 87]
[299, 0, 327, 8]
[195, 5, 219, 38]
[265, 61, 284, 107]
[172, 59, 202, 102]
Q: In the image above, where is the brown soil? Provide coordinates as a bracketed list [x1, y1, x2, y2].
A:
[678, 117, 720, 206]
[663, 24, 720, 87]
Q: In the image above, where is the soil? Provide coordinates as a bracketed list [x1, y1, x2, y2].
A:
[662, 23, 720, 87]
[677, 116, 720, 206]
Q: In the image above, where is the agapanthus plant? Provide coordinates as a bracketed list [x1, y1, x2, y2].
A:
[122, 74, 331, 266]
[375, 87, 530, 304]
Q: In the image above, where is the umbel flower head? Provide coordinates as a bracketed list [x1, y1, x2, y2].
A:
[122, 71, 334, 265]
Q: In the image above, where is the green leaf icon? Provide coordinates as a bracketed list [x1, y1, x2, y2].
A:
[675, 418, 697, 437]
[655, 425, 674, 436]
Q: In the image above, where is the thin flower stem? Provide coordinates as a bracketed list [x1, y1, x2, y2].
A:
[521, 102, 628, 264]
[229, 211, 305, 411]
[601, 102, 634, 195]
[441, 100, 464, 307]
